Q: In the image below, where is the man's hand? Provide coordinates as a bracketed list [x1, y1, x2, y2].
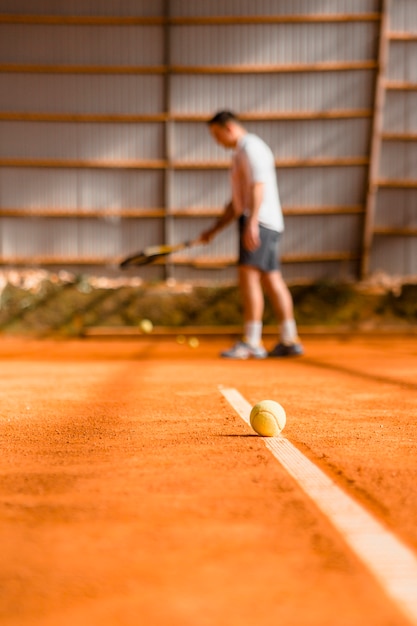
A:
[197, 201, 237, 245]
[198, 228, 216, 244]
[242, 218, 261, 251]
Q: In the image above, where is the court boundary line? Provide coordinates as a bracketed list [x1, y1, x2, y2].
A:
[220, 386, 417, 626]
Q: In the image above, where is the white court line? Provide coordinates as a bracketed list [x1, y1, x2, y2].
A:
[220, 386, 417, 626]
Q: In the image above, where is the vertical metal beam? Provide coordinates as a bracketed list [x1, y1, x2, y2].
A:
[360, 0, 390, 279]
[163, 0, 174, 281]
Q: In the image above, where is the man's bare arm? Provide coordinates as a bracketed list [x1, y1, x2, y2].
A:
[199, 201, 237, 243]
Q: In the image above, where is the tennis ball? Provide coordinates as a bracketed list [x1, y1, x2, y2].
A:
[139, 319, 153, 334]
[249, 400, 286, 437]
[188, 337, 199, 348]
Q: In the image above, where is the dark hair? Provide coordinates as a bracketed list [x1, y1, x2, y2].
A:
[207, 110, 240, 126]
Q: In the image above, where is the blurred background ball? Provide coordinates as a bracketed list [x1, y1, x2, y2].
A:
[139, 319, 153, 334]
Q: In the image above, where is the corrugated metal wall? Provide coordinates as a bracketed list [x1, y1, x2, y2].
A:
[0, 0, 415, 282]
[168, 2, 378, 282]
[367, 0, 417, 277]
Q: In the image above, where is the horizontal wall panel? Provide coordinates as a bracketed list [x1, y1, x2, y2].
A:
[0, 217, 165, 259]
[282, 214, 362, 256]
[171, 23, 378, 66]
[119, 219, 166, 255]
[375, 189, 417, 227]
[173, 123, 226, 163]
[171, 218, 238, 258]
[0, 122, 165, 161]
[389, 0, 417, 33]
[171, 0, 380, 18]
[250, 119, 373, 161]
[171, 167, 367, 209]
[0, 0, 164, 17]
[384, 92, 417, 133]
[380, 141, 417, 180]
[0, 25, 164, 66]
[171, 72, 375, 115]
[279, 167, 367, 207]
[387, 42, 417, 83]
[369, 236, 417, 276]
[0, 168, 165, 209]
[171, 171, 230, 209]
[0, 75, 165, 115]
[173, 119, 372, 162]
[0, 0, 382, 21]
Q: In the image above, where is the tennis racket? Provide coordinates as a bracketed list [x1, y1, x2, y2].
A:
[119, 239, 199, 268]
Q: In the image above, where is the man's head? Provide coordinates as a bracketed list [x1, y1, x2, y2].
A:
[207, 110, 246, 148]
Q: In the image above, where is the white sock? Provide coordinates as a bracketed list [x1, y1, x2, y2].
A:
[280, 319, 298, 344]
[244, 321, 263, 347]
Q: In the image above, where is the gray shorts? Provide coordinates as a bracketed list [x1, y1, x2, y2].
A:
[238, 216, 281, 272]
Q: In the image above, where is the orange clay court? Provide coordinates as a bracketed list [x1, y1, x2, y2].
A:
[1, 334, 417, 626]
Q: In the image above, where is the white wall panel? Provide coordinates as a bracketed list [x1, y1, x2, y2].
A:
[171, 0, 379, 18]
[171, 23, 378, 66]
[171, 72, 375, 115]
[172, 217, 238, 258]
[375, 190, 417, 228]
[384, 92, 417, 133]
[173, 119, 371, 162]
[0, 122, 165, 161]
[282, 214, 361, 256]
[248, 120, 371, 159]
[120, 219, 165, 252]
[0, 169, 165, 210]
[388, 42, 417, 83]
[0, 75, 165, 115]
[171, 171, 230, 210]
[275, 167, 367, 207]
[173, 123, 227, 163]
[0, 217, 164, 259]
[389, 0, 417, 33]
[0, 0, 164, 17]
[380, 142, 417, 180]
[0, 25, 164, 66]
[370, 236, 417, 276]
[170, 167, 367, 209]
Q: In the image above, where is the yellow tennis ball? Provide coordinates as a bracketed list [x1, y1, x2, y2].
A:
[139, 319, 153, 334]
[249, 400, 286, 437]
[188, 337, 199, 348]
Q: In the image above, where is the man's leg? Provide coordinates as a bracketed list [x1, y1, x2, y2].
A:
[220, 265, 267, 358]
[262, 270, 303, 355]
[261, 269, 293, 322]
[239, 265, 265, 347]
[239, 265, 264, 323]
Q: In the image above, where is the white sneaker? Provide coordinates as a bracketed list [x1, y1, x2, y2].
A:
[220, 341, 267, 360]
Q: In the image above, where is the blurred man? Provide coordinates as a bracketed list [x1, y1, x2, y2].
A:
[199, 111, 303, 359]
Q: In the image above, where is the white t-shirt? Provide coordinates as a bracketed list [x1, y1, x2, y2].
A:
[231, 133, 284, 233]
